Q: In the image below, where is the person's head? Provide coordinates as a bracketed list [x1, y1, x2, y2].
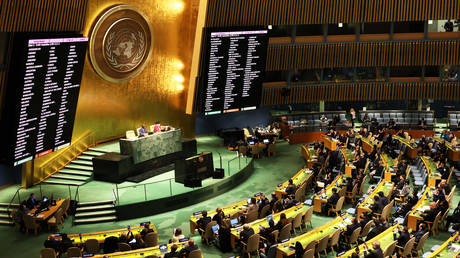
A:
[120, 232, 127, 240]
[170, 244, 178, 253]
[30, 193, 35, 199]
[155, 121, 160, 125]
[48, 235, 55, 241]
[280, 213, 287, 220]
[216, 207, 222, 214]
[419, 223, 425, 230]
[188, 239, 195, 246]
[141, 124, 146, 129]
[243, 224, 249, 230]
[202, 211, 208, 217]
[429, 202, 437, 209]
[332, 188, 337, 194]
[378, 192, 384, 198]
[372, 241, 380, 249]
[401, 226, 408, 232]
[174, 228, 182, 236]
[268, 219, 275, 228]
[144, 222, 150, 229]
[289, 179, 293, 185]
[374, 196, 380, 202]
[251, 197, 256, 204]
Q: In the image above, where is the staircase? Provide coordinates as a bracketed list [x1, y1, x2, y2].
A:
[74, 200, 117, 225]
[0, 203, 18, 225]
[44, 148, 109, 186]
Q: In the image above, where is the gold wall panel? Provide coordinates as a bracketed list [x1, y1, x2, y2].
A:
[261, 82, 460, 105]
[266, 40, 460, 71]
[205, 0, 460, 27]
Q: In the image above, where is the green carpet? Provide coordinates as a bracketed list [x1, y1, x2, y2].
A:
[0, 137, 457, 257]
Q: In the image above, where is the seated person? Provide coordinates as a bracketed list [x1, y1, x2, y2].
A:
[323, 188, 340, 214]
[44, 235, 60, 254]
[285, 179, 296, 195]
[26, 193, 38, 210]
[420, 202, 439, 223]
[15, 202, 28, 233]
[363, 241, 383, 258]
[412, 223, 427, 244]
[140, 223, 153, 241]
[282, 195, 296, 210]
[439, 179, 451, 195]
[369, 196, 383, 214]
[139, 124, 149, 136]
[377, 192, 388, 207]
[153, 121, 162, 133]
[196, 211, 212, 233]
[164, 244, 180, 258]
[259, 219, 276, 239]
[119, 232, 129, 243]
[395, 226, 410, 247]
[275, 213, 290, 231]
[343, 217, 360, 238]
[171, 228, 185, 243]
[239, 224, 255, 245]
[129, 234, 146, 250]
[366, 218, 388, 241]
[369, 160, 385, 183]
[432, 188, 446, 202]
[257, 194, 270, 216]
[179, 239, 198, 257]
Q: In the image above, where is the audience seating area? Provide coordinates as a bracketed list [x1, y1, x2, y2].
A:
[276, 111, 348, 132]
[449, 111, 460, 130]
[359, 110, 436, 129]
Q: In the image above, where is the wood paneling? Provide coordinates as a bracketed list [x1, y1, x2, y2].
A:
[261, 82, 460, 105]
[206, 0, 460, 27]
[0, 0, 88, 32]
[266, 40, 460, 71]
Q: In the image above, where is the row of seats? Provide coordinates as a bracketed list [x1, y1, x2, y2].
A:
[448, 112, 460, 128]
[360, 111, 435, 126]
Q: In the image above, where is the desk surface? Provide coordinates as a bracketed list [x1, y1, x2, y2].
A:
[357, 181, 394, 218]
[92, 241, 189, 257]
[277, 214, 352, 257]
[428, 232, 460, 258]
[338, 224, 398, 257]
[314, 174, 346, 202]
[28, 199, 64, 221]
[393, 135, 417, 150]
[61, 224, 157, 244]
[276, 167, 312, 196]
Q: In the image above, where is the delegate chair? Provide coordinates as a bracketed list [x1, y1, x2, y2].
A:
[328, 196, 345, 216]
[279, 223, 292, 242]
[316, 235, 329, 257]
[126, 130, 136, 140]
[347, 227, 361, 248]
[40, 248, 57, 258]
[242, 234, 260, 258]
[62, 197, 71, 217]
[305, 240, 317, 254]
[259, 205, 270, 219]
[189, 249, 203, 258]
[302, 206, 313, 230]
[303, 249, 314, 258]
[246, 209, 259, 223]
[85, 239, 100, 254]
[383, 240, 397, 257]
[144, 232, 158, 247]
[267, 144, 276, 157]
[359, 221, 373, 241]
[23, 214, 40, 235]
[425, 211, 442, 236]
[47, 207, 64, 231]
[238, 146, 248, 157]
[396, 237, 415, 257]
[66, 247, 81, 258]
[413, 232, 429, 257]
[328, 229, 341, 254]
[200, 221, 217, 245]
[292, 212, 303, 234]
[250, 145, 261, 159]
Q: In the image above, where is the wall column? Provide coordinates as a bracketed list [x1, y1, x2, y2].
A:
[319, 101, 325, 112]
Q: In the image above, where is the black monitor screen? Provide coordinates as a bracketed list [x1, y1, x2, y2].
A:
[200, 27, 269, 115]
[3, 34, 88, 166]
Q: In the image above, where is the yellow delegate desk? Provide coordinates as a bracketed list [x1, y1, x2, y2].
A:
[356, 135, 375, 154]
[340, 148, 355, 176]
[428, 232, 460, 258]
[393, 135, 418, 159]
[229, 203, 308, 249]
[275, 167, 313, 199]
[313, 174, 348, 213]
[357, 181, 394, 220]
[407, 186, 437, 231]
[301, 145, 318, 169]
[59, 223, 157, 245]
[432, 136, 460, 162]
[91, 240, 190, 258]
[338, 223, 399, 257]
[189, 194, 263, 233]
[422, 156, 442, 188]
[321, 135, 339, 151]
[276, 214, 353, 258]
[381, 154, 396, 182]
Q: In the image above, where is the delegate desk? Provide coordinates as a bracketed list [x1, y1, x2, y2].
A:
[189, 194, 263, 233]
[340, 148, 355, 176]
[60, 224, 157, 245]
[91, 240, 189, 258]
[421, 156, 441, 188]
[428, 232, 460, 258]
[393, 135, 418, 159]
[28, 199, 65, 221]
[301, 145, 318, 169]
[313, 174, 347, 213]
[338, 223, 399, 257]
[432, 137, 460, 162]
[275, 167, 313, 199]
[276, 214, 353, 258]
[357, 181, 394, 220]
[229, 203, 308, 249]
[407, 186, 437, 231]
[381, 154, 396, 182]
[321, 135, 338, 151]
[120, 129, 182, 164]
[358, 136, 375, 154]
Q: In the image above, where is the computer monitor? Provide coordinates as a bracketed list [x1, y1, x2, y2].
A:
[179, 238, 189, 242]
[129, 238, 136, 244]
[263, 139, 269, 144]
[42, 197, 48, 203]
[159, 244, 168, 253]
[230, 218, 238, 226]
[249, 141, 255, 145]
[212, 224, 219, 234]
[266, 214, 273, 223]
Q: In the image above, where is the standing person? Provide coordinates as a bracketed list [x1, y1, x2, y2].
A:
[444, 20, 454, 32]
[350, 108, 356, 127]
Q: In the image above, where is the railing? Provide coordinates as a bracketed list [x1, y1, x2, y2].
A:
[37, 131, 95, 185]
[7, 186, 22, 218]
[112, 155, 251, 205]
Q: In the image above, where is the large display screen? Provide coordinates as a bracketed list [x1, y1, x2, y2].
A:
[3, 35, 88, 166]
[201, 27, 269, 115]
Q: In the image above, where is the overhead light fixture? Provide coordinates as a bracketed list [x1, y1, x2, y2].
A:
[428, 20, 433, 24]
[338, 23, 343, 27]
[268, 25, 272, 30]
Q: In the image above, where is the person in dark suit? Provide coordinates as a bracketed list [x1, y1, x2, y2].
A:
[164, 244, 180, 258]
[197, 211, 212, 234]
[212, 207, 225, 226]
[239, 224, 255, 244]
[363, 241, 384, 258]
[377, 192, 388, 207]
[285, 179, 296, 195]
[420, 202, 439, 223]
[43, 235, 60, 254]
[412, 223, 427, 244]
[438, 162, 449, 179]
[369, 196, 383, 214]
[366, 219, 387, 241]
[129, 234, 146, 250]
[344, 217, 360, 237]
[179, 239, 198, 258]
[26, 193, 38, 209]
[395, 226, 410, 247]
[259, 219, 276, 239]
[257, 194, 270, 216]
[323, 188, 340, 215]
[275, 213, 289, 231]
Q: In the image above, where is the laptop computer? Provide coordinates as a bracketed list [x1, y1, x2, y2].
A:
[212, 224, 219, 235]
[230, 218, 241, 228]
[263, 139, 269, 144]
